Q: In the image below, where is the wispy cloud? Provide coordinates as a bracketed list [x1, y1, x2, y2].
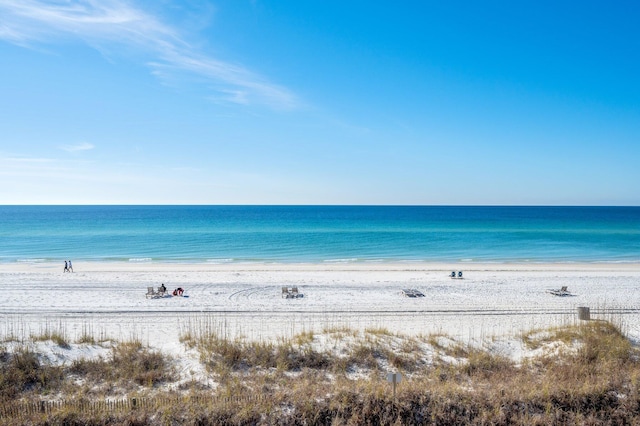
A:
[0, 0, 297, 109]
[59, 142, 95, 152]
[0, 155, 54, 164]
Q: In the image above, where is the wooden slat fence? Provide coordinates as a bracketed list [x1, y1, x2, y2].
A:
[0, 394, 266, 420]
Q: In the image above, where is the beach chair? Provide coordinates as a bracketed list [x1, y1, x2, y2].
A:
[282, 287, 290, 298]
[547, 286, 571, 296]
[146, 287, 156, 298]
[402, 288, 425, 298]
[291, 287, 299, 297]
[156, 286, 166, 296]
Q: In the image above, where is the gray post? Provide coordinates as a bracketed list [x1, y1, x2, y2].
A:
[578, 306, 590, 321]
[387, 373, 402, 399]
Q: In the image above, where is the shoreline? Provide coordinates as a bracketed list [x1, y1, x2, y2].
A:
[4, 260, 640, 273]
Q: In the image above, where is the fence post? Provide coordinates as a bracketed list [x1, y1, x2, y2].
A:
[578, 306, 591, 321]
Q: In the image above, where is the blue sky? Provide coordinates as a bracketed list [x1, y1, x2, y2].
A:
[1, 1, 638, 205]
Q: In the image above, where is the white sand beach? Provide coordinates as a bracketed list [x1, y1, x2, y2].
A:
[2, 262, 640, 357]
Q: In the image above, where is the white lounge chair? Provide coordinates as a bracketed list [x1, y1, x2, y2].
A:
[547, 286, 571, 296]
[146, 286, 167, 299]
[402, 289, 425, 298]
[282, 286, 303, 298]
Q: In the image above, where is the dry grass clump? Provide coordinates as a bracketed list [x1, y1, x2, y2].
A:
[185, 326, 425, 378]
[0, 347, 64, 399]
[31, 331, 70, 349]
[0, 338, 175, 405]
[186, 332, 331, 374]
[463, 348, 514, 378]
[69, 340, 176, 390]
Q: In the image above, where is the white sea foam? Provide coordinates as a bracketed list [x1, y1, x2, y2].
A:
[129, 258, 152, 262]
[324, 258, 359, 263]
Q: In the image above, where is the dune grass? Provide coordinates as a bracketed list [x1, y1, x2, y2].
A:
[1, 321, 640, 425]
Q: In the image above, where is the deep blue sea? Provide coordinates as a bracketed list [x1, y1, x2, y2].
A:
[0, 206, 639, 264]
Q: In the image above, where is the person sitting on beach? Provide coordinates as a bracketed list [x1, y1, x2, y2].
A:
[160, 283, 166, 294]
[173, 287, 184, 296]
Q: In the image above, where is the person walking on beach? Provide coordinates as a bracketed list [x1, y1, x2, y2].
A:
[64, 260, 68, 273]
[68, 260, 73, 273]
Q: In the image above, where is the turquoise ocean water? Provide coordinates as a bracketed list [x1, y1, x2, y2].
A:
[0, 206, 638, 264]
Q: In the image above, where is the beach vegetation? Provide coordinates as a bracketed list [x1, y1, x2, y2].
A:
[76, 333, 96, 345]
[31, 330, 70, 349]
[364, 326, 393, 336]
[293, 330, 314, 346]
[0, 347, 64, 399]
[66, 340, 176, 393]
[428, 333, 470, 359]
[463, 348, 514, 378]
[322, 325, 359, 338]
[2, 321, 640, 425]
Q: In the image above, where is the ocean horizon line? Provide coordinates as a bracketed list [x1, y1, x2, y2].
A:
[1, 204, 640, 208]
